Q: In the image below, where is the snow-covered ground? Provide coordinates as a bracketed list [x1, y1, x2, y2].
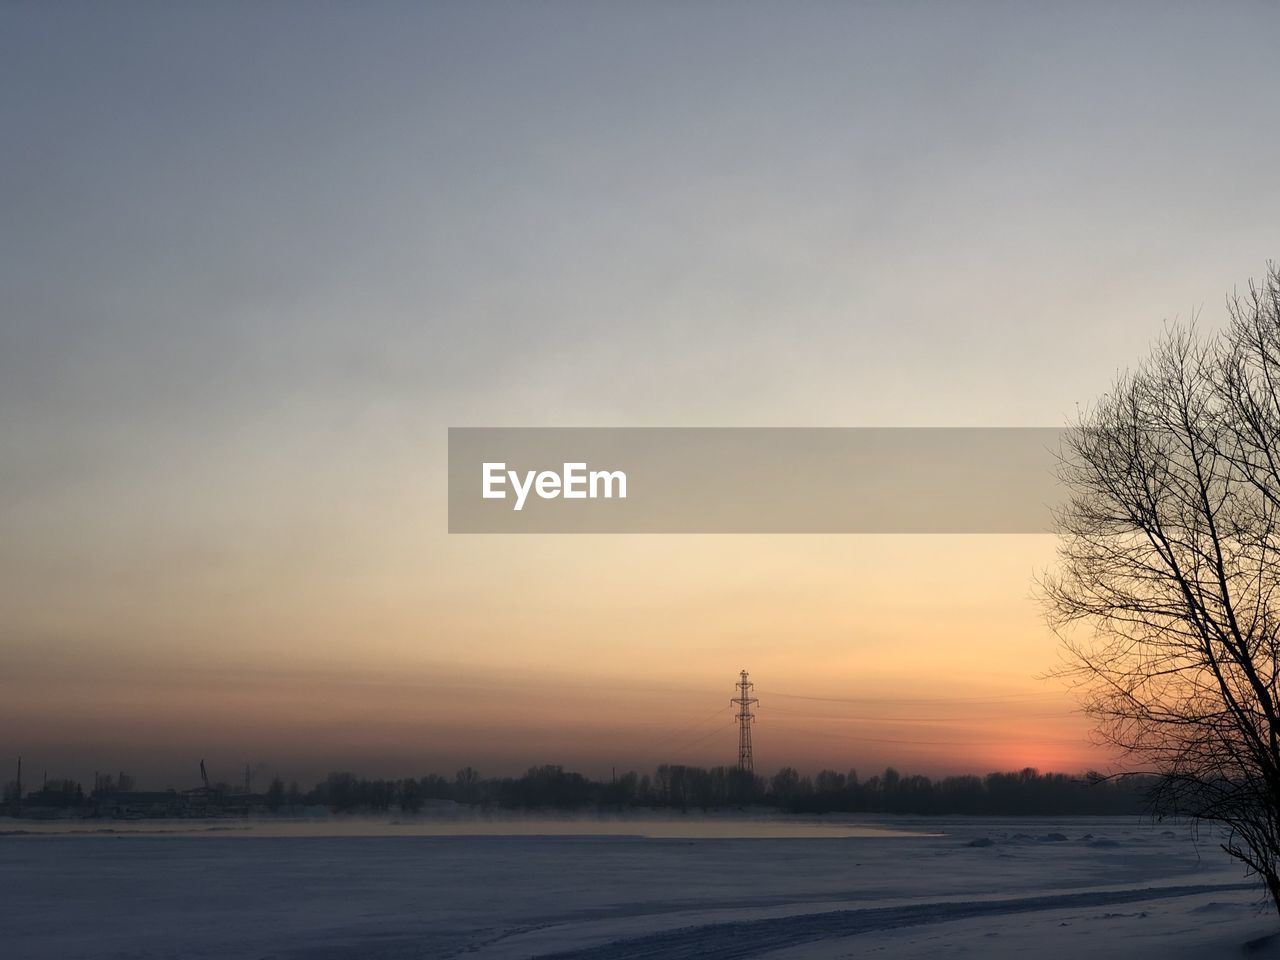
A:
[2, 815, 1276, 958]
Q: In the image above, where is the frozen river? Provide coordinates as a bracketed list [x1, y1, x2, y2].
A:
[2, 815, 1275, 958]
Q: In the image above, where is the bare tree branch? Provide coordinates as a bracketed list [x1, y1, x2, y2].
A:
[1044, 265, 1280, 911]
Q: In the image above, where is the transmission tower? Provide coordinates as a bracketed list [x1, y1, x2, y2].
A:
[731, 670, 759, 773]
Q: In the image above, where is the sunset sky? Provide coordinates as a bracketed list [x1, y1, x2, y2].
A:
[4, 2, 1279, 789]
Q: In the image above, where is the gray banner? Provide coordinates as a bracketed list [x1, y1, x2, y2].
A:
[448, 427, 1065, 533]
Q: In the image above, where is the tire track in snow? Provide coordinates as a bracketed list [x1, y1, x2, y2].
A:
[528, 883, 1258, 960]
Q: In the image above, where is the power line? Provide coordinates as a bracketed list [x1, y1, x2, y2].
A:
[792, 727, 1095, 748]
[649, 704, 733, 747]
[757, 689, 1052, 705]
[762, 704, 1077, 723]
[666, 722, 737, 762]
[645, 679, 1081, 765]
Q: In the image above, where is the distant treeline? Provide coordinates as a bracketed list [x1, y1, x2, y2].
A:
[4, 764, 1157, 817]
[313, 765, 1155, 815]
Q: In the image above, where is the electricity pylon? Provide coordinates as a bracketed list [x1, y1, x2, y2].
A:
[731, 670, 759, 773]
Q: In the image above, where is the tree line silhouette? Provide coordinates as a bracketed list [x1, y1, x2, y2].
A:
[5, 763, 1155, 817]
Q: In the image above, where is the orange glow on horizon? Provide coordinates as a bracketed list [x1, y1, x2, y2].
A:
[2, 527, 1117, 786]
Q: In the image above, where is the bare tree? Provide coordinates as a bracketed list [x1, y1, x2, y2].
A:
[1044, 264, 1280, 911]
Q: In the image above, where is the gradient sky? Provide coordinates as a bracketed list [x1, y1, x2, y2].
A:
[3, 2, 1279, 789]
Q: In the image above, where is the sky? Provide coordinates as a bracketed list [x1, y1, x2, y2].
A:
[3, 2, 1279, 789]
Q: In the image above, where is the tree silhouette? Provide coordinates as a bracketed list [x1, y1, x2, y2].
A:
[1045, 265, 1280, 912]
